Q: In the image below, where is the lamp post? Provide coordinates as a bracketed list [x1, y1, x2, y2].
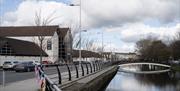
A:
[97, 32, 104, 61]
[70, 0, 82, 68]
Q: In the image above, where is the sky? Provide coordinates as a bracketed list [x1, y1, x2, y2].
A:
[0, 0, 180, 53]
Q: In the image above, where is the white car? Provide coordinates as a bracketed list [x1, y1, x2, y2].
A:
[3, 61, 19, 70]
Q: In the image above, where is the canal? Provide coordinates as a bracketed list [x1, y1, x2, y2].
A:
[104, 63, 180, 91]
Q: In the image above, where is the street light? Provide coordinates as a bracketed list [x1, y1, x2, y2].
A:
[97, 31, 104, 61]
[70, 0, 82, 68]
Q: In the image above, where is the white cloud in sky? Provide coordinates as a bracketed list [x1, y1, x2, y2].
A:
[105, 23, 180, 43]
[1, 0, 180, 52]
[73, 0, 180, 28]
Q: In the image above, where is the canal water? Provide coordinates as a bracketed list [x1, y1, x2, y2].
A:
[104, 64, 180, 91]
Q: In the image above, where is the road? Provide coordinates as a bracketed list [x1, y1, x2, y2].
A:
[0, 65, 75, 85]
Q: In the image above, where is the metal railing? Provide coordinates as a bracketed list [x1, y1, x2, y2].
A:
[38, 60, 117, 91]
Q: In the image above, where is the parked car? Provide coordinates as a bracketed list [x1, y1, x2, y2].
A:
[14, 61, 35, 72]
[3, 61, 19, 70]
[33, 61, 40, 65]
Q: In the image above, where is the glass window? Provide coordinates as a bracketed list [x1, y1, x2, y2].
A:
[47, 40, 52, 50]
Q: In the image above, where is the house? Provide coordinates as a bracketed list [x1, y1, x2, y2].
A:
[0, 37, 48, 66]
[0, 25, 72, 63]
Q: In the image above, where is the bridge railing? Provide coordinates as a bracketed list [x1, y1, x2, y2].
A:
[36, 65, 61, 91]
[37, 60, 117, 91]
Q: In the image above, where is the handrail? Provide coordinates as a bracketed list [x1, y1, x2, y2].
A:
[37, 65, 61, 91]
[35, 61, 115, 91]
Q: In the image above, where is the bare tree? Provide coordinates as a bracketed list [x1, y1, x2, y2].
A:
[34, 9, 57, 64]
[136, 37, 170, 62]
[169, 32, 180, 60]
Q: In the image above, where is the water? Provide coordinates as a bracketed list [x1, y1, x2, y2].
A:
[105, 64, 180, 91]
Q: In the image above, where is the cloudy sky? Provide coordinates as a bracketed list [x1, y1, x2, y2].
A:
[0, 0, 180, 52]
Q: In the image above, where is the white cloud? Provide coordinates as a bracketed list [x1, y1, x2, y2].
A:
[105, 23, 180, 43]
[1, 0, 180, 52]
[1, 0, 80, 28]
[74, 0, 180, 28]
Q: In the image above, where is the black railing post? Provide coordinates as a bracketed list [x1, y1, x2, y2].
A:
[98, 62, 101, 70]
[56, 65, 61, 84]
[97, 61, 100, 70]
[74, 63, 79, 78]
[93, 62, 96, 72]
[89, 62, 92, 73]
[81, 63, 84, 76]
[85, 63, 89, 74]
[66, 64, 71, 81]
[95, 62, 98, 71]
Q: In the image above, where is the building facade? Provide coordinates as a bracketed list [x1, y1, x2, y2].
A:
[0, 25, 72, 63]
[0, 37, 48, 66]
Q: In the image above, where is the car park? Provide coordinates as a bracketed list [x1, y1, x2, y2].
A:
[14, 61, 35, 72]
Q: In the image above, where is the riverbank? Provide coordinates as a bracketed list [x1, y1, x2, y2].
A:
[172, 65, 180, 71]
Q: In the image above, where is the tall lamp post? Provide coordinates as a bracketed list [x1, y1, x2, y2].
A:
[70, 0, 82, 67]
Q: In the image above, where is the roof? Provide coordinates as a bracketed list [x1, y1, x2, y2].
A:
[0, 25, 69, 37]
[0, 37, 48, 56]
[115, 52, 136, 55]
[73, 50, 101, 58]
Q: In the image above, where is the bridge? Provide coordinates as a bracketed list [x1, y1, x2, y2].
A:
[37, 60, 171, 91]
[118, 62, 171, 74]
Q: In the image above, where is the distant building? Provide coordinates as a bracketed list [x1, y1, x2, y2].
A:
[72, 50, 101, 61]
[114, 53, 138, 60]
[0, 37, 48, 66]
[0, 25, 72, 63]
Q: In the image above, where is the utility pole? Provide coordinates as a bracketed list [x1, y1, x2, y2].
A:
[101, 31, 104, 61]
[79, 0, 82, 68]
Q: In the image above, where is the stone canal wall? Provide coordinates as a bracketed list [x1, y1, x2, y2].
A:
[61, 65, 118, 91]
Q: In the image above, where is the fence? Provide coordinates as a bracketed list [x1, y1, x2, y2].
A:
[37, 61, 118, 91]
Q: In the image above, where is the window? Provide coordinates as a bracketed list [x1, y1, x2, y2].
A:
[47, 40, 52, 50]
[0, 42, 14, 55]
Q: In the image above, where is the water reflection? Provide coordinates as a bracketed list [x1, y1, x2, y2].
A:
[105, 64, 180, 91]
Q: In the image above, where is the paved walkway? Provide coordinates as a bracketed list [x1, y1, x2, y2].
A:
[0, 78, 39, 91]
[0, 68, 89, 91]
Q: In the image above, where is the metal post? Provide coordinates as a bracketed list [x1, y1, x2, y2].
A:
[79, 0, 82, 69]
[85, 63, 89, 74]
[2, 70, 5, 89]
[81, 63, 84, 76]
[66, 64, 71, 81]
[74, 64, 79, 78]
[101, 32, 104, 61]
[56, 65, 61, 84]
[89, 62, 92, 73]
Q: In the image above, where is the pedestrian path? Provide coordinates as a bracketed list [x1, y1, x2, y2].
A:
[0, 77, 39, 91]
[0, 69, 90, 91]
